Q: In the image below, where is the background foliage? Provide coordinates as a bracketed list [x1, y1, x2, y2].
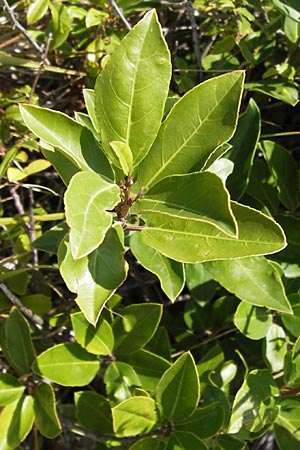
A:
[0, 0, 300, 449]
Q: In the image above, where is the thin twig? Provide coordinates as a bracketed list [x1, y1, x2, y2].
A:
[29, 33, 52, 103]
[1, 0, 46, 57]
[110, 0, 131, 30]
[185, 1, 202, 82]
[0, 283, 44, 326]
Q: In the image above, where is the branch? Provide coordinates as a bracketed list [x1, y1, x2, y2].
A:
[110, 0, 131, 30]
[185, 1, 202, 82]
[0, 283, 44, 326]
[29, 32, 52, 103]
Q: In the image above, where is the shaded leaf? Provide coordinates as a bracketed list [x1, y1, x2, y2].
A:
[245, 81, 299, 106]
[234, 302, 273, 340]
[104, 362, 141, 405]
[75, 391, 113, 434]
[176, 403, 224, 439]
[166, 431, 208, 450]
[71, 312, 114, 355]
[34, 383, 61, 438]
[264, 323, 287, 373]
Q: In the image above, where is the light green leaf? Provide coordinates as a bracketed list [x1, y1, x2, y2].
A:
[32, 342, 100, 386]
[104, 362, 141, 405]
[0, 374, 25, 406]
[205, 256, 292, 313]
[83, 88, 100, 133]
[95, 9, 171, 168]
[206, 158, 234, 183]
[59, 227, 128, 325]
[226, 98, 260, 200]
[284, 16, 300, 43]
[75, 391, 113, 434]
[139, 71, 244, 190]
[274, 424, 300, 450]
[4, 307, 36, 374]
[112, 397, 157, 437]
[64, 171, 120, 259]
[113, 303, 163, 355]
[245, 81, 299, 106]
[140, 202, 286, 263]
[19, 104, 113, 180]
[33, 383, 61, 438]
[49, 1, 71, 50]
[234, 302, 273, 340]
[71, 312, 114, 355]
[276, 398, 300, 440]
[166, 431, 208, 450]
[27, 0, 48, 24]
[264, 323, 287, 373]
[271, 0, 300, 21]
[228, 369, 279, 433]
[134, 172, 237, 237]
[109, 141, 133, 175]
[41, 144, 78, 185]
[0, 395, 34, 450]
[157, 352, 200, 421]
[121, 349, 171, 392]
[260, 140, 300, 211]
[7, 159, 52, 182]
[176, 403, 224, 439]
[130, 232, 185, 301]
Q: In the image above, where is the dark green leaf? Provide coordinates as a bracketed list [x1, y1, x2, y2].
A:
[75, 391, 113, 434]
[34, 383, 61, 438]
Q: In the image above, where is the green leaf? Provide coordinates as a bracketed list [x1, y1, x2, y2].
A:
[0, 374, 25, 406]
[274, 424, 300, 450]
[129, 437, 165, 450]
[140, 202, 286, 263]
[166, 431, 208, 450]
[7, 159, 52, 182]
[27, 0, 48, 24]
[138, 71, 244, 190]
[75, 391, 113, 434]
[41, 144, 78, 185]
[273, 214, 300, 264]
[246, 159, 279, 215]
[134, 172, 237, 237]
[83, 89, 100, 133]
[130, 232, 185, 301]
[59, 227, 128, 325]
[271, 0, 300, 21]
[276, 398, 300, 440]
[33, 383, 61, 438]
[104, 362, 141, 405]
[0, 395, 34, 450]
[112, 396, 158, 437]
[226, 98, 260, 199]
[95, 9, 171, 168]
[49, 1, 71, 50]
[64, 171, 120, 259]
[234, 302, 273, 340]
[113, 303, 163, 355]
[32, 342, 100, 386]
[33, 222, 68, 254]
[228, 369, 279, 433]
[215, 434, 247, 450]
[157, 352, 200, 421]
[176, 403, 224, 439]
[4, 307, 36, 374]
[109, 141, 133, 175]
[122, 349, 171, 392]
[260, 140, 300, 211]
[19, 104, 114, 180]
[284, 16, 300, 43]
[264, 323, 287, 373]
[205, 256, 292, 313]
[71, 312, 114, 355]
[245, 81, 299, 106]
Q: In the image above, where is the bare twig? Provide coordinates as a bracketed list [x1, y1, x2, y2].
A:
[1, 0, 46, 57]
[29, 33, 52, 103]
[0, 283, 44, 326]
[185, 1, 202, 82]
[110, 0, 131, 30]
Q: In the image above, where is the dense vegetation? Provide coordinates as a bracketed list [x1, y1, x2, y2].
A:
[0, 1, 300, 449]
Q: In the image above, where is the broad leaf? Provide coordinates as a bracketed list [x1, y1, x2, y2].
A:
[64, 171, 120, 259]
[157, 352, 200, 421]
[234, 302, 273, 340]
[19, 104, 113, 179]
[130, 437, 165, 450]
[27, 0, 48, 24]
[274, 424, 300, 450]
[71, 312, 114, 355]
[275, 398, 300, 440]
[0, 396, 34, 449]
[228, 369, 279, 433]
[109, 141, 133, 175]
[32, 342, 100, 386]
[83, 88, 100, 133]
[264, 323, 287, 373]
[130, 232, 185, 301]
[34, 383, 61, 438]
[75, 391, 113, 434]
[95, 9, 171, 168]
[138, 71, 244, 190]
[104, 362, 142, 405]
[133, 172, 237, 237]
[226, 98, 260, 199]
[246, 159, 279, 215]
[112, 397, 158, 437]
[245, 81, 299, 106]
[166, 431, 208, 450]
[41, 144, 78, 185]
[4, 307, 36, 374]
[271, 0, 300, 21]
[0, 374, 25, 406]
[260, 140, 300, 211]
[59, 227, 128, 325]
[176, 403, 224, 439]
[205, 256, 292, 313]
[140, 202, 286, 263]
[113, 303, 163, 355]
